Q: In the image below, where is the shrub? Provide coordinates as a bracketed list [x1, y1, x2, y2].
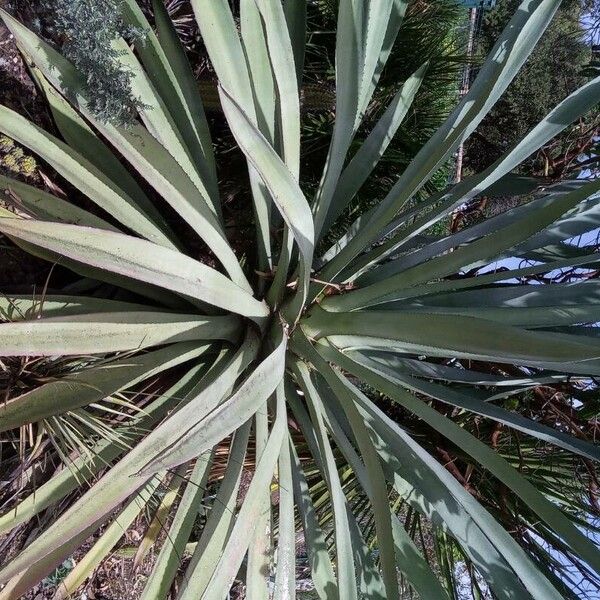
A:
[11, 0, 148, 124]
[0, 1, 599, 598]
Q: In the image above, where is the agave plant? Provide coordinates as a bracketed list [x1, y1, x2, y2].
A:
[1, 0, 600, 598]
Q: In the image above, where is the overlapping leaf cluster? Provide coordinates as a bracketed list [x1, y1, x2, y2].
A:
[0, 1, 599, 598]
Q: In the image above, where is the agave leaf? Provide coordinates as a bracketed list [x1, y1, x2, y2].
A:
[293, 360, 359, 600]
[124, 0, 219, 211]
[329, 385, 400, 600]
[354, 351, 572, 387]
[318, 172, 540, 268]
[312, 0, 365, 236]
[374, 265, 600, 318]
[320, 61, 428, 237]
[177, 422, 251, 600]
[433, 279, 600, 311]
[263, 0, 305, 301]
[0, 102, 171, 248]
[7, 237, 192, 311]
[379, 251, 600, 305]
[324, 342, 600, 572]
[191, 0, 278, 280]
[516, 188, 600, 252]
[245, 0, 300, 305]
[312, 0, 408, 235]
[0, 364, 209, 534]
[317, 389, 450, 599]
[0, 219, 267, 318]
[295, 384, 386, 600]
[346, 78, 600, 287]
[52, 477, 163, 600]
[239, 0, 276, 275]
[336, 175, 600, 308]
[254, 0, 303, 306]
[0, 174, 118, 232]
[0, 294, 158, 320]
[344, 375, 564, 600]
[190, 0, 255, 116]
[31, 69, 172, 239]
[283, 0, 307, 84]
[199, 383, 286, 598]
[380, 295, 600, 329]
[320, 0, 562, 280]
[240, 0, 276, 146]
[91, 119, 252, 289]
[0, 9, 174, 245]
[284, 376, 340, 596]
[254, 0, 301, 176]
[272, 435, 296, 600]
[297, 344, 400, 600]
[246, 402, 272, 600]
[0, 311, 236, 357]
[357, 0, 397, 119]
[338, 347, 599, 460]
[0, 342, 213, 430]
[332, 86, 600, 287]
[302, 305, 600, 375]
[136, 332, 286, 476]
[361, 0, 408, 118]
[140, 452, 214, 600]
[289, 442, 339, 600]
[521, 242, 597, 264]
[0, 11, 250, 288]
[0, 351, 239, 583]
[347, 506, 387, 599]
[112, 38, 217, 215]
[488, 183, 598, 251]
[133, 464, 189, 569]
[219, 87, 314, 312]
[92, 116, 252, 288]
[289, 359, 387, 600]
[358, 182, 598, 285]
[218, 87, 311, 249]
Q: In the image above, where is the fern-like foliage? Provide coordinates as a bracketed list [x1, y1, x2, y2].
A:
[12, 0, 147, 124]
[54, 0, 148, 124]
